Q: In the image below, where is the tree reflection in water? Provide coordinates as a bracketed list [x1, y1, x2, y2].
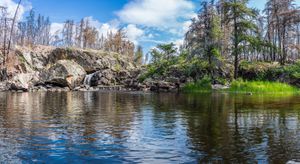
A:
[0, 92, 299, 163]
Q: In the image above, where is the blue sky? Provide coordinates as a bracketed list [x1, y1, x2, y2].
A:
[1, 0, 299, 53]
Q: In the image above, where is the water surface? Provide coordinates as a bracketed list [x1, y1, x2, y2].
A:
[0, 92, 299, 163]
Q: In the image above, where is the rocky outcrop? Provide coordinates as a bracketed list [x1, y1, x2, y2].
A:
[0, 46, 141, 92]
[8, 73, 39, 91]
[0, 46, 191, 92]
[47, 48, 135, 73]
[41, 60, 86, 88]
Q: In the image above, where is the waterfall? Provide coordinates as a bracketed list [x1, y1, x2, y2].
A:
[84, 73, 95, 86]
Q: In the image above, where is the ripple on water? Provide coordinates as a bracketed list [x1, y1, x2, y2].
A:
[0, 92, 299, 163]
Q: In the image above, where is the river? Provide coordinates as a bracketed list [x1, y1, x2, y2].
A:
[0, 91, 299, 163]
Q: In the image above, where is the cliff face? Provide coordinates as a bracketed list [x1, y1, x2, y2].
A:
[1, 46, 141, 91]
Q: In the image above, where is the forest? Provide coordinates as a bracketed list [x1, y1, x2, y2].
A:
[144, 0, 300, 92]
[1, 0, 300, 92]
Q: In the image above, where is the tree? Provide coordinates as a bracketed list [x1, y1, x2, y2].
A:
[26, 9, 36, 46]
[264, 0, 300, 64]
[224, 0, 259, 78]
[150, 43, 177, 66]
[134, 45, 143, 66]
[0, 6, 8, 56]
[7, 0, 22, 56]
[186, 0, 222, 81]
[63, 19, 75, 47]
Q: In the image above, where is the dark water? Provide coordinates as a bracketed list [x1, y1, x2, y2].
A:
[0, 92, 299, 163]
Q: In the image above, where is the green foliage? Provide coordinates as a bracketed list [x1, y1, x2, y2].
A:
[182, 76, 212, 92]
[134, 45, 143, 66]
[229, 80, 298, 93]
[224, 0, 262, 79]
[239, 61, 279, 80]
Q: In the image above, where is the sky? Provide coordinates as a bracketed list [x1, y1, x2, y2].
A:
[1, 0, 299, 53]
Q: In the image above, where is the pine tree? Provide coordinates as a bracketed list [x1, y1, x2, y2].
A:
[134, 45, 143, 66]
[224, 0, 259, 78]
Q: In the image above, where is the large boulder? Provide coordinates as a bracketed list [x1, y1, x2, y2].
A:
[42, 60, 86, 88]
[48, 48, 135, 73]
[8, 73, 39, 91]
[84, 69, 116, 86]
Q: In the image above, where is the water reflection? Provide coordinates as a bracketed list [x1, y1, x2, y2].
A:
[0, 92, 299, 163]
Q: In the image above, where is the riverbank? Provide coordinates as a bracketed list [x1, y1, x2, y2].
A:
[2, 46, 300, 93]
[182, 79, 299, 94]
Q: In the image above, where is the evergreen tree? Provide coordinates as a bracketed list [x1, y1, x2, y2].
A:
[134, 45, 143, 66]
[223, 0, 259, 78]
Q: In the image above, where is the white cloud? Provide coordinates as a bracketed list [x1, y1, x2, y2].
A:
[50, 17, 119, 38]
[117, 0, 195, 28]
[83, 17, 119, 37]
[173, 39, 184, 49]
[84, 16, 101, 27]
[98, 23, 118, 37]
[51, 17, 144, 45]
[0, 0, 31, 20]
[124, 24, 144, 45]
[183, 20, 192, 33]
[50, 23, 64, 36]
[140, 39, 166, 44]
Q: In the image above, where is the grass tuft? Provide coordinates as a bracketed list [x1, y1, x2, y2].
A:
[229, 80, 299, 93]
[182, 76, 212, 92]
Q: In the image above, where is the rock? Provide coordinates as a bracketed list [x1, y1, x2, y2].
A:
[102, 69, 114, 81]
[99, 77, 110, 85]
[4, 46, 146, 92]
[166, 77, 180, 84]
[47, 48, 134, 73]
[246, 92, 253, 95]
[38, 87, 48, 92]
[42, 60, 86, 89]
[0, 82, 9, 91]
[8, 73, 39, 91]
[212, 84, 230, 90]
[73, 86, 81, 91]
[63, 87, 70, 92]
[79, 88, 88, 91]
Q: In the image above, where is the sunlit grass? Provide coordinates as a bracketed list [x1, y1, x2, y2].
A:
[182, 77, 212, 92]
[228, 80, 299, 93]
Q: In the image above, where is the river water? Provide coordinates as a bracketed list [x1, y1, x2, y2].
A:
[0, 91, 299, 163]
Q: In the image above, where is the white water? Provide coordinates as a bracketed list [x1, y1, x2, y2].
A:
[84, 73, 95, 86]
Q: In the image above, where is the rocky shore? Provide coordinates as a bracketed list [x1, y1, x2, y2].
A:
[0, 46, 181, 92]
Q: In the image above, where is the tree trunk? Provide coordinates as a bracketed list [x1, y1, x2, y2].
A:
[233, 0, 239, 79]
[7, 0, 22, 55]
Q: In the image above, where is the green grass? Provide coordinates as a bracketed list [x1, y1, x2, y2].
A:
[228, 80, 299, 93]
[182, 76, 212, 92]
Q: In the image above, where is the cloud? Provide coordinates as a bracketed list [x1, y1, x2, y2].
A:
[83, 17, 119, 37]
[173, 39, 184, 49]
[116, 0, 195, 28]
[0, 0, 31, 20]
[98, 23, 118, 37]
[124, 24, 144, 45]
[50, 22, 64, 36]
[51, 17, 144, 45]
[50, 17, 119, 37]
[140, 39, 166, 44]
[84, 16, 101, 27]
